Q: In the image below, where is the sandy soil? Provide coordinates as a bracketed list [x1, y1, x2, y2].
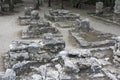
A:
[0, 2, 120, 71]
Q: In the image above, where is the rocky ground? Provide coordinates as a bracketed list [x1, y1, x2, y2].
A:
[0, 0, 120, 73]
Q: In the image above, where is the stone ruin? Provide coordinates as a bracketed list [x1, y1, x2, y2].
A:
[114, 0, 120, 14]
[22, 19, 62, 39]
[70, 18, 116, 48]
[44, 9, 80, 22]
[90, 1, 120, 25]
[45, 9, 81, 28]
[1, 30, 120, 80]
[55, 21, 76, 28]
[41, 33, 65, 52]
[3, 37, 65, 70]
[113, 37, 120, 65]
[96, 2, 103, 15]
[2, 44, 120, 80]
[18, 7, 40, 25]
[114, 0, 120, 23]
[74, 18, 90, 32]
[2, 7, 120, 80]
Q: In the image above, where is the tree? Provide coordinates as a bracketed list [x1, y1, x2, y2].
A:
[34, 0, 40, 9]
[9, 0, 14, 11]
[48, 0, 51, 7]
[61, 0, 64, 9]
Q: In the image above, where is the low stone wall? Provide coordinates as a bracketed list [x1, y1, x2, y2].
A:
[69, 30, 116, 48]
[44, 9, 80, 22]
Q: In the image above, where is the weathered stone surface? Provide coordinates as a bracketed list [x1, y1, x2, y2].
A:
[22, 19, 62, 39]
[114, 0, 120, 14]
[81, 18, 90, 32]
[45, 9, 80, 22]
[18, 7, 40, 25]
[31, 10, 40, 20]
[96, 2, 103, 15]
[55, 21, 75, 28]
[113, 39, 120, 65]
[70, 18, 116, 48]
[73, 18, 91, 32]
[3, 69, 16, 80]
[4, 37, 65, 69]
[3, 47, 119, 80]
[24, 7, 33, 16]
[41, 33, 65, 52]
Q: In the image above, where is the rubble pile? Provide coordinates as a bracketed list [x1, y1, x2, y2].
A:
[70, 18, 116, 48]
[41, 33, 65, 52]
[96, 2, 103, 15]
[18, 7, 40, 25]
[22, 19, 61, 39]
[3, 48, 120, 80]
[4, 40, 50, 69]
[113, 38, 120, 65]
[2, 7, 120, 80]
[45, 9, 80, 22]
[114, 0, 120, 14]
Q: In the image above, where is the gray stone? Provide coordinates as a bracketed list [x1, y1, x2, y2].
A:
[3, 69, 16, 80]
[74, 19, 81, 31]
[117, 75, 120, 79]
[114, 0, 120, 14]
[24, 7, 33, 16]
[31, 74, 42, 80]
[96, 2, 103, 15]
[9, 52, 29, 60]
[58, 50, 92, 58]
[63, 57, 80, 73]
[102, 69, 118, 80]
[90, 73, 105, 78]
[18, 8, 40, 25]
[81, 18, 90, 32]
[113, 40, 120, 64]
[0, 72, 4, 80]
[40, 33, 65, 52]
[22, 20, 62, 39]
[31, 10, 40, 20]
[45, 9, 80, 22]
[70, 20, 115, 48]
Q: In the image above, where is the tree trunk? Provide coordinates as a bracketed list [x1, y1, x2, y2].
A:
[61, 0, 64, 9]
[48, 0, 51, 7]
[110, 0, 115, 11]
[34, 0, 40, 9]
[0, 0, 4, 11]
[9, 0, 14, 11]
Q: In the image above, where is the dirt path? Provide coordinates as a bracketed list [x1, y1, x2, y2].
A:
[0, 6, 26, 71]
[57, 27, 79, 50]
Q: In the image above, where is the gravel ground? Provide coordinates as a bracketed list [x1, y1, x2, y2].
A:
[0, 2, 120, 71]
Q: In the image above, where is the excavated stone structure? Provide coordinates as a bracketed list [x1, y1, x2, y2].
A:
[113, 37, 120, 65]
[114, 0, 120, 14]
[45, 9, 80, 22]
[22, 20, 62, 39]
[70, 18, 116, 48]
[3, 47, 120, 80]
[90, 1, 120, 26]
[18, 7, 40, 25]
[2, 7, 120, 80]
[96, 2, 103, 15]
